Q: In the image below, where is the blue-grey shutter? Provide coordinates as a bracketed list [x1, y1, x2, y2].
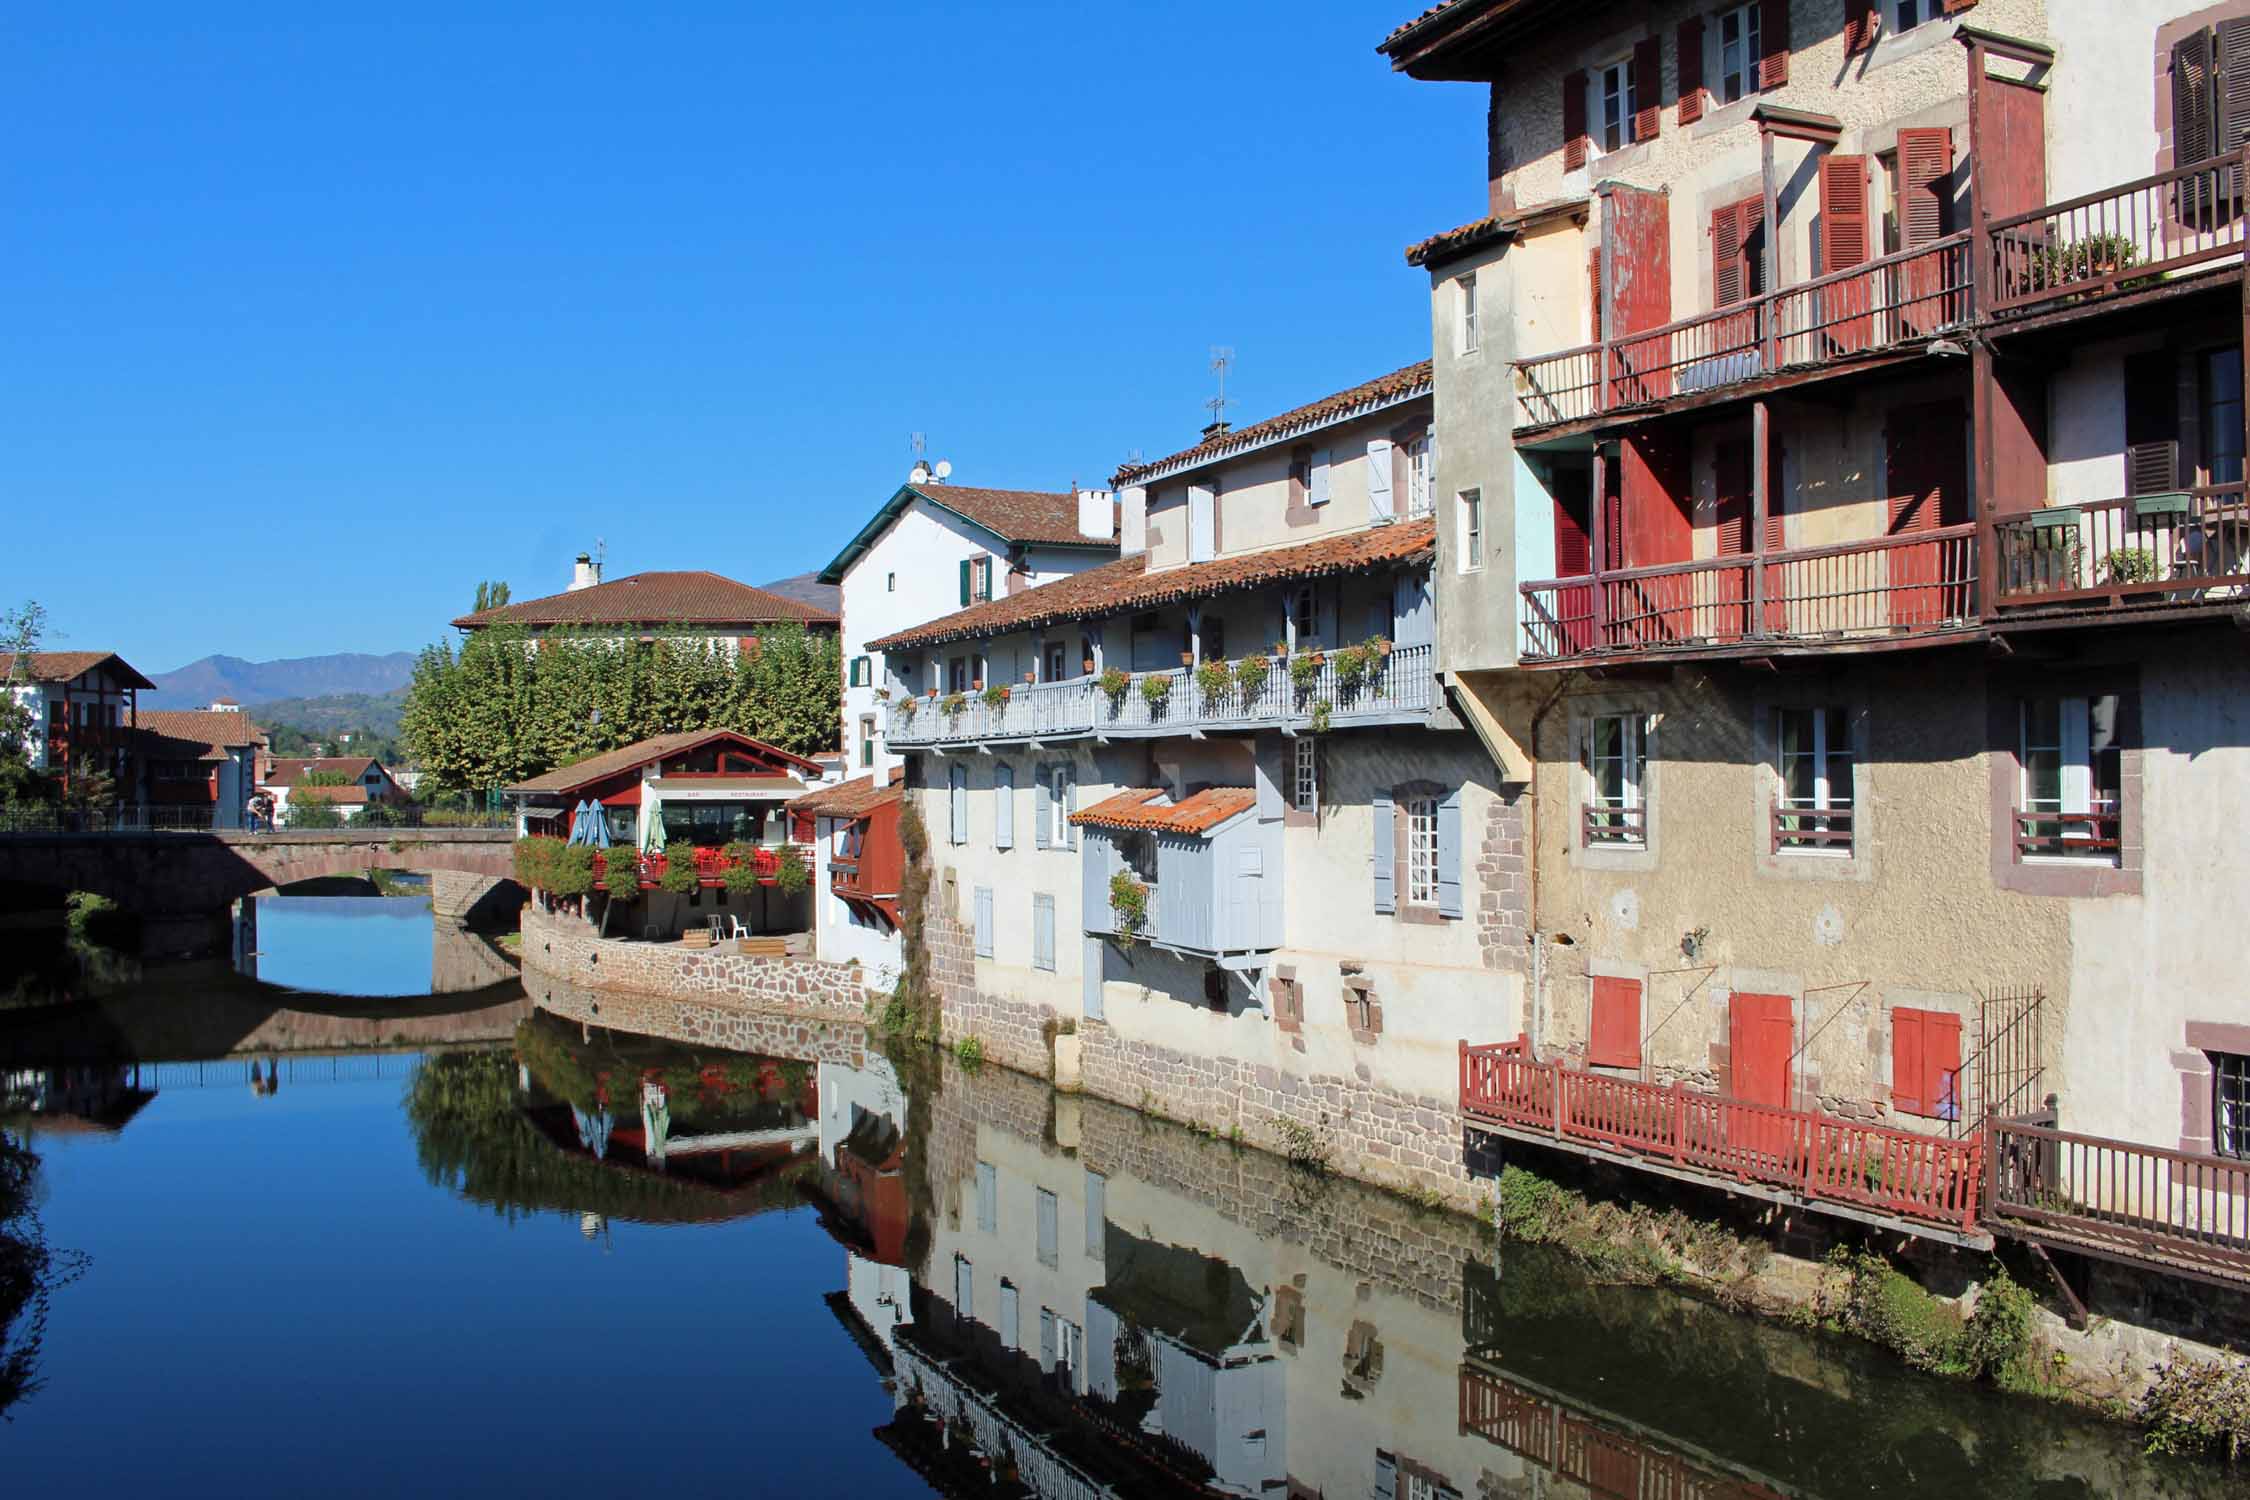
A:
[1082, 937, 1105, 1021]
[949, 763, 967, 844]
[1367, 437, 1394, 522]
[976, 1161, 997, 1232]
[1084, 1170, 1106, 1258]
[995, 763, 1015, 849]
[1034, 764, 1052, 849]
[1036, 1188, 1058, 1266]
[974, 886, 994, 958]
[955, 1255, 973, 1318]
[1040, 1307, 1057, 1370]
[1374, 1452, 1397, 1500]
[1033, 893, 1055, 971]
[998, 1281, 1019, 1350]
[1372, 790, 1396, 913]
[1438, 785, 1464, 919]
[1065, 765, 1079, 849]
[1308, 448, 1331, 506]
[958, 559, 972, 605]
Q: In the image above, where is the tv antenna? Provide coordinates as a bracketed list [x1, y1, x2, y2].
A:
[594, 537, 607, 572]
[1205, 346, 1236, 429]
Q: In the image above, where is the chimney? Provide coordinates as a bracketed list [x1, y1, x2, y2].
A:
[1200, 417, 1231, 440]
[570, 553, 602, 592]
[1076, 488, 1115, 542]
[1119, 487, 1148, 557]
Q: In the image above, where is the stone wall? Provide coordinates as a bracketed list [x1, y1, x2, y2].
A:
[524, 965, 879, 1067]
[926, 903, 1059, 1079]
[522, 903, 875, 1026]
[1475, 783, 1529, 971]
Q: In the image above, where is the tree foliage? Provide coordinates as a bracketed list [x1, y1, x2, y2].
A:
[398, 623, 841, 798]
[470, 580, 512, 613]
[0, 600, 57, 809]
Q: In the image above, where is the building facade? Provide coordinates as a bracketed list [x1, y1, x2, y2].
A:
[1, 651, 153, 798]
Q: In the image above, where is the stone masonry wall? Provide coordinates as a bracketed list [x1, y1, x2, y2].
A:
[1476, 783, 1529, 972]
[524, 964, 877, 1067]
[522, 904, 874, 1026]
[927, 903, 1058, 1079]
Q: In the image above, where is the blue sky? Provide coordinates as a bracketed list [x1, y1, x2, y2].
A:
[4, 3, 1482, 670]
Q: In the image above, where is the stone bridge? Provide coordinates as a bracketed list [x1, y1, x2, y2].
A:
[0, 828, 518, 919]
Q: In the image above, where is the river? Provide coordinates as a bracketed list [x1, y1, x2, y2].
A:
[0, 893, 2232, 1494]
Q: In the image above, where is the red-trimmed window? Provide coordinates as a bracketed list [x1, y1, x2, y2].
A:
[1891, 1007, 1962, 1120]
[1589, 976, 1643, 1068]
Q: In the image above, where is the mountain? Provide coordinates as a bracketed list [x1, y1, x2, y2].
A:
[144, 652, 417, 710]
[252, 688, 407, 742]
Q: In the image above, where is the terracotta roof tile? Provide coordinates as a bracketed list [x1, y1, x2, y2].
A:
[134, 710, 267, 762]
[1381, 0, 1467, 46]
[453, 571, 839, 631]
[290, 783, 375, 805]
[1070, 786, 1256, 836]
[0, 651, 158, 690]
[788, 773, 905, 820]
[867, 517, 1435, 653]
[902, 484, 1111, 547]
[265, 756, 381, 787]
[504, 729, 822, 797]
[1112, 361, 1432, 487]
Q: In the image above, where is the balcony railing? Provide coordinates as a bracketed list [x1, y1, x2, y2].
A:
[1519, 525, 1975, 662]
[888, 642, 1436, 746]
[1513, 233, 1972, 431]
[1987, 1119, 2250, 1285]
[590, 844, 810, 889]
[2011, 807, 2120, 863]
[1580, 803, 1644, 847]
[1992, 483, 2250, 608]
[1461, 1036, 1985, 1234]
[1990, 147, 2249, 313]
[1771, 799, 1853, 855]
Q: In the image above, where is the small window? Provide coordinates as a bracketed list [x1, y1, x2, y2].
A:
[1119, 830, 1158, 887]
[858, 716, 876, 768]
[1595, 59, 1634, 153]
[1878, 151, 1902, 255]
[1458, 275, 1480, 353]
[1404, 795, 1441, 906]
[970, 557, 994, 602]
[1042, 640, 1067, 681]
[1032, 892, 1056, 971]
[2016, 696, 2121, 861]
[849, 655, 871, 687]
[1407, 436, 1434, 516]
[2203, 347, 2244, 487]
[1291, 738, 1319, 813]
[1290, 584, 1319, 644]
[948, 657, 970, 694]
[2217, 1052, 2250, 1159]
[1459, 489, 1484, 572]
[886, 571, 896, 592]
[1890, 0, 1932, 31]
[1585, 713, 1648, 846]
[1048, 764, 1072, 846]
[1774, 706, 1854, 854]
[1717, 4, 1761, 104]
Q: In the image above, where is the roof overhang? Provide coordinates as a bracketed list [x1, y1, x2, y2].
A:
[1115, 379, 1433, 490]
[1380, 0, 1622, 81]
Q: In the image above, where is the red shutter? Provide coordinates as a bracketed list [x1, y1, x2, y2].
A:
[1730, 993, 1795, 1110]
[1843, 0, 1878, 51]
[1758, 0, 1790, 88]
[1819, 155, 1870, 275]
[1554, 491, 1592, 575]
[1677, 17, 1705, 124]
[1898, 127, 1953, 248]
[1563, 69, 1588, 170]
[1589, 976, 1643, 1068]
[1712, 202, 1743, 308]
[1715, 438, 1751, 556]
[1929, 1012, 1963, 1120]
[1632, 37, 1661, 143]
[1588, 247, 1603, 342]
[1891, 1009, 1927, 1115]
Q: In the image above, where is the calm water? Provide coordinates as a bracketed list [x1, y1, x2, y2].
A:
[0, 899, 2234, 1496]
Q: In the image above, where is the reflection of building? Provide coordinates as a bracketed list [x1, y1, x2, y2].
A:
[2, 1064, 156, 1135]
[812, 1054, 914, 1354]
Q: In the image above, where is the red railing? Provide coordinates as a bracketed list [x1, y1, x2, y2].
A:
[1460, 1037, 1984, 1233]
[1990, 148, 2249, 313]
[1459, 1364, 1786, 1500]
[1512, 232, 1972, 431]
[1771, 799, 1853, 855]
[2011, 807, 2120, 862]
[1992, 483, 2250, 607]
[1987, 1120, 2250, 1283]
[1518, 525, 1976, 662]
[590, 844, 809, 889]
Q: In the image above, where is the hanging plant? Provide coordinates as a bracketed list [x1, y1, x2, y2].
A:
[896, 696, 919, 721]
[940, 692, 968, 719]
[721, 840, 764, 894]
[1234, 653, 1272, 696]
[1310, 699, 1333, 735]
[1099, 666, 1132, 701]
[1289, 652, 1323, 694]
[982, 683, 1012, 709]
[1139, 674, 1173, 707]
[549, 842, 598, 898]
[1193, 658, 1235, 702]
[1334, 643, 1373, 692]
[1108, 871, 1149, 946]
[602, 853, 643, 900]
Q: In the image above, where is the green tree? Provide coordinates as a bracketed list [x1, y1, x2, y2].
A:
[470, 580, 512, 613]
[0, 601, 57, 810]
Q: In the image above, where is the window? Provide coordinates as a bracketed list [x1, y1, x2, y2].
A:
[1291, 738, 1319, 813]
[1718, 3, 1761, 103]
[948, 656, 969, 694]
[1459, 488, 1484, 572]
[858, 716, 876, 768]
[975, 1161, 997, 1232]
[1202, 617, 1225, 662]
[995, 763, 1015, 849]
[948, 763, 968, 845]
[1042, 640, 1067, 681]
[1047, 763, 1072, 847]
[954, 1254, 973, 1319]
[2017, 696, 2121, 861]
[1878, 151, 1902, 254]
[2203, 348, 2244, 487]
[974, 557, 993, 600]
[886, 571, 896, 592]
[1290, 584, 1318, 644]
[1404, 795, 1440, 906]
[1775, 706, 1854, 854]
[1458, 274, 1479, 354]
[1891, 0, 1931, 30]
[1036, 1188, 1059, 1267]
[1407, 435, 1434, 516]
[1032, 892, 1056, 971]
[974, 885, 994, 958]
[1596, 59, 1633, 153]
[1585, 713, 1648, 845]
[849, 655, 871, 687]
[1119, 830, 1158, 887]
[2217, 1052, 2250, 1159]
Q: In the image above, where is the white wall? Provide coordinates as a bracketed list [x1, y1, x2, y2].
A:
[813, 810, 903, 980]
[2045, 1, 2185, 205]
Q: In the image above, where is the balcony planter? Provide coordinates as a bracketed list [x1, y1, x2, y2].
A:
[1234, 653, 1273, 697]
[1097, 666, 1131, 705]
[1108, 872, 1149, 948]
[1179, 650, 1195, 666]
[940, 693, 968, 720]
[1193, 658, 1235, 704]
[982, 684, 1012, 709]
[2133, 492, 2192, 519]
[1139, 674, 1173, 710]
[1288, 653, 1323, 695]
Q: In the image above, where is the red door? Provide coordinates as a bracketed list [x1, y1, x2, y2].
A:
[1553, 479, 1595, 654]
[1713, 436, 1753, 641]
[1884, 400, 1970, 625]
[1729, 992, 1797, 1170]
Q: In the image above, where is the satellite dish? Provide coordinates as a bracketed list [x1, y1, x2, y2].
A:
[910, 465, 930, 484]
[933, 459, 953, 480]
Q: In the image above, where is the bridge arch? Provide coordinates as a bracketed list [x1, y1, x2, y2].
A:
[0, 830, 519, 916]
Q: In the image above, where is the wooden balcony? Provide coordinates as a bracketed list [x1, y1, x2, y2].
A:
[1461, 1036, 1986, 1240]
[1988, 148, 2249, 317]
[1518, 526, 1976, 665]
[886, 641, 1437, 747]
[590, 844, 810, 890]
[1992, 483, 2250, 614]
[1987, 1120, 2250, 1288]
[1513, 233, 1971, 434]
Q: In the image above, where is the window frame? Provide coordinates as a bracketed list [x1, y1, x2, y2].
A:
[969, 556, 994, 602]
[1584, 712, 1649, 847]
[1891, 0, 1931, 32]
[1289, 583, 1319, 646]
[1459, 488, 1485, 572]
[2015, 695, 2122, 863]
[1773, 705, 1855, 855]
[1407, 435, 1434, 516]
[1717, 3, 1761, 105]
[1042, 640, 1067, 681]
[1595, 58, 1635, 154]
[2217, 1051, 2250, 1160]
[1458, 274, 1480, 354]
[2201, 344, 2245, 487]
[1291, 737, 1319, 814]
[1403, 794, 1441, 907]
[858, 716, 876, 768]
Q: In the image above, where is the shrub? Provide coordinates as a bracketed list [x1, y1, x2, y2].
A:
[657, 853, 700, 896]
[513, 836, 564, 890]
[774, 841, 810, 896]
[1333, 643, 1372, 691]
[602, 852, 642, 900]
[1138, 674, 1172, 707]
[1311, 699, 1333, 735]
[954, 1036, 986, 1070]
[720, 841, 764, 894]
[2139, 1351, 2250, 1460]
[1098, 665, 1131, 701]
[981, 683, 1011, 709]
[2103, 547, 2160, 585]
[1108, 870, 1149, 945]
[1234, 653, 1272, 696]
[284, 796, 347, 830]
[547, 842, 597, 898]
[2031, 231, 2140, 290]
[1193, 657, 1234, 701]
[64, 889, 136, 951]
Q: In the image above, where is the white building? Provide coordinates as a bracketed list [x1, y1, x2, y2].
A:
[819, 480, 1121, 781]
[1, 650, 153, 795]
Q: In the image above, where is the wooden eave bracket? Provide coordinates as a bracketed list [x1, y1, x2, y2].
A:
[1954, 24, 2056, 67]
[1751, 103, 1844, 146]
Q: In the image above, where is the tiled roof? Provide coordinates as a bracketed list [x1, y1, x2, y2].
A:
[819, 483, 1116, 584]
[760, 571, 844, 615]
[290, 783, 374, 805]
[788, 771, 904, 820]
[266, 756, 382, 786]
[1070, 786, 1256, 836]
[504, 729, 823, 797]
[1112, 361, 1432, 487]
[1406, 215, 1508, 267]
[452, 571, 839, 630]
[867, 517, 1436, 653]
[134, 710, 267, 762]
[0, 651, 158, 690]
[1381, 0, 1466, 46]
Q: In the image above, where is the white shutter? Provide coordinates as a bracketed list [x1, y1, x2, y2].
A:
[1084, 1170, 1106, 1259]
[2061, 696, 2093, 815]
[995, 763, 1015, 849]
[1367, 438, 1394, 522]
[974, 886, 994, 957]
[998, 1281, 1019, 1350]
[1308, 449, 1331, 506]
[949, 764, 967, 844]
[955, 1255, 973, 1318]
[1034, 764, 1052, 849]
[1036, 1187, 1059, 1267]
[1372, 791, 1396, 914]
[1033, 893, 1055, 971]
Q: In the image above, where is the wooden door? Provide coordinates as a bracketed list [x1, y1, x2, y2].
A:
[1730, 991, 1796, 1170]
[1884, 400, 1970, 624]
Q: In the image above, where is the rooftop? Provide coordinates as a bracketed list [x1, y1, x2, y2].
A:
[818, 482, 1118, 584]
[1070, 785, 1257, 836]
[1111, 360, 1432, 487]
[867, 516, 1436, 653]
[135, 710, 268, 763]
[265, 757, 383, 786]
[788, 770, 904, 820]
[505, 729, 824, 797]
[0, 651, 158, 691]
[452, 571, 839, 631]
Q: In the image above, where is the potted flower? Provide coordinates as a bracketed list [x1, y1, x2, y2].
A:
[1194, 657, 1235, 704]
[941, 692, 968, 720]
[1139, 674, 1173, 709]
[1334, 642, 1373, 692]
[1234, 653, 1272, 696]
[1108, 871, 1149, 946]
[982, 683, 1012, 709]
[1288, 652, 1323, 694]
[1179, 648, 1195, 666]
[897, 696, 918, 721]
[1098, 665, 1132, 703]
